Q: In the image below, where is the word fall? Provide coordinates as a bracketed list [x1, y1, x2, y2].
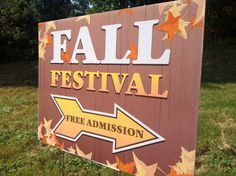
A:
[50, 19, 171, 65]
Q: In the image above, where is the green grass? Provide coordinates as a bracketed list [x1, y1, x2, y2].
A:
[0, 38, 235, 176]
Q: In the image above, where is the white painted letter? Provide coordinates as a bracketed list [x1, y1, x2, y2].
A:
[71, 26, 99, 64]
[133, 20, 171, 65]
[101, 24, 130, 64]
[51, 30, 71, 64]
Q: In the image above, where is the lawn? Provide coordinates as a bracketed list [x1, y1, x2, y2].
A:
[0, 38, 235, 176]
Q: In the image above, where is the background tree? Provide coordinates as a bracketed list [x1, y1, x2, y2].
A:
[0, 0, 235, 63]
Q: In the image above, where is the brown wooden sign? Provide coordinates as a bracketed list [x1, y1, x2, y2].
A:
[38, 0, 205, 175]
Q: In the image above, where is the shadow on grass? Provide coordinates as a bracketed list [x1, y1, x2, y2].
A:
[0, 60, 38, 87]
[0, 37, 235, 87]
[202, 37, 236, 84]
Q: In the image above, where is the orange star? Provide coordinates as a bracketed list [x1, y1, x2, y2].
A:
[116, 156, 135, 174]
[128, 43, 138, 60]
[61, 49, 70, 62]
[189, 16, 203, 29]
[118, 8, 134, 16]
[46, 34, 53, 48]
[155, 12, 181, 41]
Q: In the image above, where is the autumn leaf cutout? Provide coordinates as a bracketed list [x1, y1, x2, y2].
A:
[128, 43, 138, 60]
[155, 12, 181, 41]
[133, 152, 158, 176]
[38, 118, 64, 149]
[116, 156, 135, 174]
[38, 21, 56, 60]
[75, 15, 91, 24]
[118, 8, 134, 16]
[61, 49, 71, 62]
[171, 147, 196, 175]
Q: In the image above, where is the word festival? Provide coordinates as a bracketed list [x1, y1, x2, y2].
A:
[50, 19, 171, 99]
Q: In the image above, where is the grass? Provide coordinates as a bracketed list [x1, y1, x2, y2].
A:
[0, 38, 235, 176]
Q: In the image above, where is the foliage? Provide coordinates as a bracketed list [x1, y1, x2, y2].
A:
[0, 0, 235, 63]
[0, 0, 39, 63]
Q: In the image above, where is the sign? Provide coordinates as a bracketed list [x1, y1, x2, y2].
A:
[38, 0, 205, 175]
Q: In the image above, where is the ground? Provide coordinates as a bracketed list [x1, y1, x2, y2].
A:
[0, 38, 235, 176]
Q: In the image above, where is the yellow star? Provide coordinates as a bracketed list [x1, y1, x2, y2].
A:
[132, 152, 157, 176]
[43, 118, 52, 137]
[38, 123, 44, 139]
[46, 133, 57, 146]
[193, 0, 205, 25]
[106, 160, 117, 168]
[75, 15, 91, 24]
[178, 18, 190, 39]
[39, 42, 46, 60]
[75, 144, 92, 160]
[165, 2, 187, 18]
[45, 21, 56, 34]
[68, 146, 76, 154]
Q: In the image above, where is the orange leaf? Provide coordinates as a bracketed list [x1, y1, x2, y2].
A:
[38, 123, 44, 139]
[183, 0, 193, 4]
[155, 12, 181, 41]
[168, 167, 178, 176]
[57, 141, 65, 150]
[61, 50, 70, 62]
[46, 133, 58, 146]
[38, 23, 43, 29]
[46, 34, 53, 47]
[116, 156, 135, 174]
[118, 8, 134, 16]
[40, 137, 47, 145]
[189, 16, 203, 29]
[128, 44, 138, 60]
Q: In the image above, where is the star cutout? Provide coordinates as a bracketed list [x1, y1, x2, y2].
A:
[45, 21, 56, 34]
[155, 12, 181, 41]
[116, 156, 135, 174]
[106, 160, 117, 168]
[75, 15, 91, 24]
[43, 118, 52, 137]
[46, 133, 58, 146]
[39, 43, 46, 60]
[178, 19, 190, 39]
[38, 123, 44, 139]
[167, 2, 187, 18]
[68, 146, 76, 154]
[75, 144, 92, 160]
[133, 152, 157, 176]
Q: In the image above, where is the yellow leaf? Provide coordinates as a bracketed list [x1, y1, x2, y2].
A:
[165, 1, 187, 18]
[172, 147, 196, 175]
[106, 160, 117, 168]
[45, 21, 56, 34]
[43, 118, 52, 137]
[178, 18, 190, 39]
[68, 146, 76, 154]
[75, 15, 91, 24]
[132, 152, 157, 176]
[38, 123, 44, 139]
[192, 0, 205, 25]
[75, 144, 92, 160]
[46, 133, 58, 146]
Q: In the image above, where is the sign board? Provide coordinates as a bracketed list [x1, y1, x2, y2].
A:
[38, 0, 205, 175]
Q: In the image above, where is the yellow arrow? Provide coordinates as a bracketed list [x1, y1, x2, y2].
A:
[51, 94, 165, 153]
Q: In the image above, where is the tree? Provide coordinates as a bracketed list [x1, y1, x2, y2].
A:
[0, 0, 39, 63]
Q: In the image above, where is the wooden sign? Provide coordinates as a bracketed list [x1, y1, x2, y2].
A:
[38, 0, 205, 175]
